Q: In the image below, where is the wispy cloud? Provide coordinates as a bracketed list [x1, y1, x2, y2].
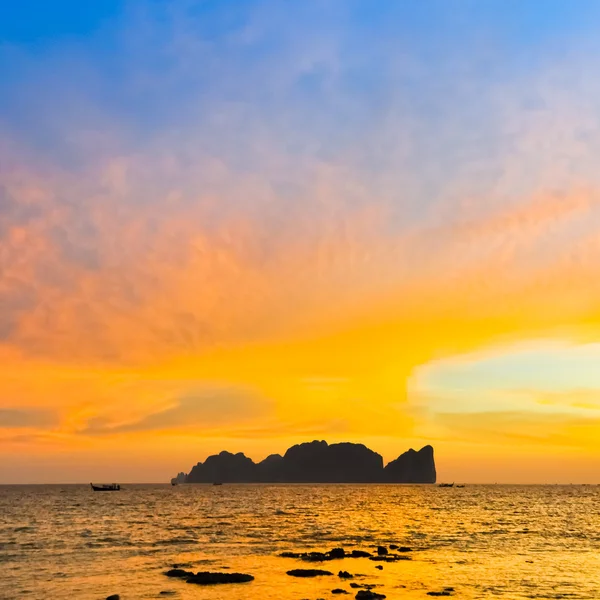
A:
[0, 408, 58, 429]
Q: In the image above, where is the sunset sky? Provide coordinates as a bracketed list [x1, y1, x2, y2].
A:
[2, 1, 600, 483]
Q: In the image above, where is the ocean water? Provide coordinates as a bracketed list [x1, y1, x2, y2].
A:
[1, 484, 599, 600]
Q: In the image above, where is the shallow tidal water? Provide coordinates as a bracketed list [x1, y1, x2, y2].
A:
[1, 484, 599, 600]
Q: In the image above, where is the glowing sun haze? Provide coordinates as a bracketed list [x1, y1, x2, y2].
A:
[2, 0, 600, 483]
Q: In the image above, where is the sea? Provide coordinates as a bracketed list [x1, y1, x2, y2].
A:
[1, 484, 599, 600]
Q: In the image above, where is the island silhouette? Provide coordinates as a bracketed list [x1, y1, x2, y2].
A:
[172, 441, 436, 484]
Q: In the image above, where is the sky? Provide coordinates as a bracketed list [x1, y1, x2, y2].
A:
[2, 1, 600, 483]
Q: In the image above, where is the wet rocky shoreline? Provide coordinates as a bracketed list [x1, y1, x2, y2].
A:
[104, 544, 456, 600]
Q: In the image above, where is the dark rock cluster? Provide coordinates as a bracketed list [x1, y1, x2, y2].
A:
[154, 543, 456, 600]
[279, 545, 413, 564]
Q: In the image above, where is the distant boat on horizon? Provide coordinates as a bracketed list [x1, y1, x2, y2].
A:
[213, 482, 223, 486]
[438, 482, 454, 488]
[90, 483, 120, 492]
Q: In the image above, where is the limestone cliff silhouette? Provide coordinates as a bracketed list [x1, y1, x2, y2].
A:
[182, 441, 435, 484]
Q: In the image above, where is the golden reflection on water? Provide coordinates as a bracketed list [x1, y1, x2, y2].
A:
[1, 484, 599, 600]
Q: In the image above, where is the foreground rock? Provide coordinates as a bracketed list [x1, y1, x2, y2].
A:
[164, 569, 253, 584]
[178, 440, 436, 483]
[287, 569, 334, 577]
[355, 591, 386, 600]
[187, 572, 254, 585]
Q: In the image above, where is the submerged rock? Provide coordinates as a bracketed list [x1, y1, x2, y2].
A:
[279, 547, 351, 562]
[304, 552, 331, 562]
[165, 569, 193, 578]
[332, 589, 349, 594]
[375, 565, 383, 570]
[369, 554, 411, 562]
[350, 550, 372, 558]
[186, 572, 254, 585]
[338, 571, 354, 579]
[287, 569, 333, 577]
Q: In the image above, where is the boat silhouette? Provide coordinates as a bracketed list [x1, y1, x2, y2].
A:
[90, 483, 121, 491]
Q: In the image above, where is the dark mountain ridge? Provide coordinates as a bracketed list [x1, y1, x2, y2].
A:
[176, 441, 436, 484]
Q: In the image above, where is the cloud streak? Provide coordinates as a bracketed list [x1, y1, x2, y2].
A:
[0, 408, 58, 429]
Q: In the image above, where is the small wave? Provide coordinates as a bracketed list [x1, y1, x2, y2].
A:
[153, 537, 198, 546]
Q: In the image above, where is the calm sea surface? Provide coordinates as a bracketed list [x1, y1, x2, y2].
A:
[1, 484, 599, 600]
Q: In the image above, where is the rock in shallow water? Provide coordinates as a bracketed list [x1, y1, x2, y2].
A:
[338, 571, 354, 579]
[186, 572, 254, 585]
[164, 568, 253, 584]
[369, 554, 411, 562]
[332, 589, 349, 594]
[106, 596, 120, 600]
[165, 569, 193, 578]
[355, 591, 386, 600]
[287, 569, 333, 577]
